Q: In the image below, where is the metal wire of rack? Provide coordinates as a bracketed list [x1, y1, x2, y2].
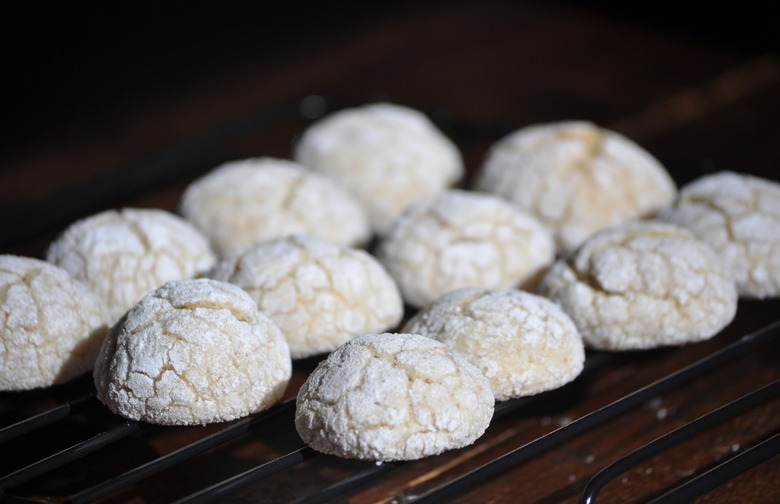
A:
[0, 321, 777, 503]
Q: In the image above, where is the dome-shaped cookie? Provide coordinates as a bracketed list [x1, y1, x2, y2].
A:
[403, 288, 584, 401]
[93, 278, 291, 425]
[1, 255, 110, 390]
[178, 157, 370, 254]
[293, 102, 464, 234]
[539, 221, 738, 350]
[46, 208, 216, 322]
[295, 333, 494, 461]
[475, 121, 677, 253]
[209, 234, 403, 359]
[376, 189, 555, 308]
[659, 171, 780, 299]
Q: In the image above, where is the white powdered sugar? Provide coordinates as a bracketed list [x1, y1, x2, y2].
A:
[404, 288, 584, 401]
[178, 157, 371, 254]
[376, 189, 555, 308]
[1, 255, 110, 390]
[475, 121, 677, 253]
[295, 333, 494, 461]
[294, 103, 464, 234]
[46, 208, 216, 323]
[93, 278, 291, 425]
[659, 171, 780, 298]
[209, 234, 403, 359]
[539, 221, 738, 350]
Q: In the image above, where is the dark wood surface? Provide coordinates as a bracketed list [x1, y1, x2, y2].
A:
[1, 2, 778, 503]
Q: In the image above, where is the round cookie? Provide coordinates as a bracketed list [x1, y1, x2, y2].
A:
[295, 333, 494, 461]
[475, 120, 677, 253]
[293, 102, 464, 234]
[539, 221, 738, 351]
[178, 157, 370, 254]
[375, 189, 555, 308]
[1, 255, 110, 391]
[659, 171, 780, 299]
[93, 278, 291, 425]
[403, 288, 584, 401]
[46, 208, 216, 322]
[208, 234, 403, 359]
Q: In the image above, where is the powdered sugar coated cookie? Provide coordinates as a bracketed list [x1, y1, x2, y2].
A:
[475, 121, 677, 253]
[294, 103, 464, 234]
[1, 255, 110, 390]
[403, 288, 584, 401]
[179, 157, 370, 254]
[46, 208, 216, 322]
[659, 171, 780, 298]
[376, 189, 555, 308]
[93, 278, 291, 425]
[295, 333, 493, 461]
[209, 234, 403, 359]
[539, 221, 737, 350]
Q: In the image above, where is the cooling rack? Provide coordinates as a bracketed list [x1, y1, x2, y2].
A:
[1, 95, 778, 504]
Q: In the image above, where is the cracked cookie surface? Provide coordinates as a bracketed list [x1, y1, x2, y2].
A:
[475, 121, 677, 253]
[295, 333, 494, 461]
[539, 221, 738, 350]
[93, 278, 291, 425]
[179, 157, 370, 254]
[1, 255, 110, 390]
[46, 208, 216, 323]
[376, 189, 555, 308]
[659, 171, 780, 299]
[209, 234, 403, 359]
[403, 288, 584, 401]
[293, 103, 464, 234]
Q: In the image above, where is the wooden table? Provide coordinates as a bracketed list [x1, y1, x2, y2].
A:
[2, 2, 778, 503]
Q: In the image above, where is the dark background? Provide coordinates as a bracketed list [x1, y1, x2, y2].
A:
[3, 1, 775, 144]
[2, 0, 778, 250]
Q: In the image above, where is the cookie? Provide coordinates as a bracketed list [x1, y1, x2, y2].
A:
[46, 208, 216, 322]
[1, 255, 109, 390]
[376, 189, 554, 308]
[659, 171, 780, 298]
[294, 102, 464, 234]
[179, 157, 370, 254]
[295, 333, 493, 461]
[403, 288, 584, 401]
[208, 234, 403, 359]
[539, 221, 738, 350]
[475, 121, 677, 253]
[93, 278, 291, 425]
